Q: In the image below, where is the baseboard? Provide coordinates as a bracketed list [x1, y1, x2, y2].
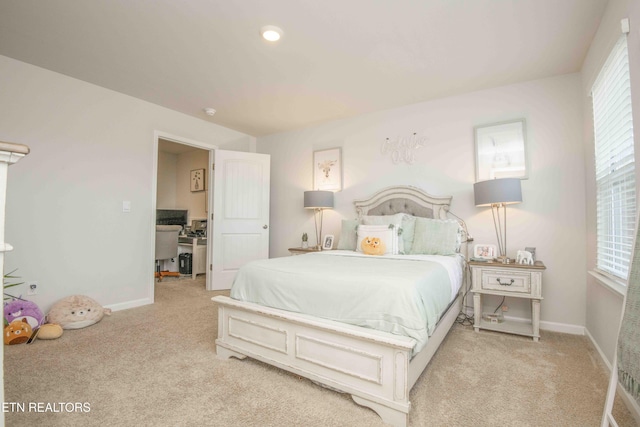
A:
[585, 328, 640, 425]
[499, 314, 585, 335]
[538, 319, 585, 335]
[104, 297, 153, 312]
[586, 328, 613, 370]
[460, 307, 586, 335]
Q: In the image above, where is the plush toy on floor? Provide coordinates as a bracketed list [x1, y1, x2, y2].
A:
[47, 295, 111, 330]
[4, 318, 32, 345]
[36, 323, 64, 340]
[4, 298, 45, 330]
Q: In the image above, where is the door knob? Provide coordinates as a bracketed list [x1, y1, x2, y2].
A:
[263, 225, 268, 229]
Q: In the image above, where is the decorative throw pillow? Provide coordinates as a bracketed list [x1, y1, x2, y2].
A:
[356, 224, 398, 255]
[337, 219, 359, 250]
[410, 218, 460, 256]
[361, 214, 406, 253]
[400, 215, 416, 254]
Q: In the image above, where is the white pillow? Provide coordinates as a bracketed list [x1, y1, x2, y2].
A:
[361, 214, 406, 254]
[356, 224, 398, 255]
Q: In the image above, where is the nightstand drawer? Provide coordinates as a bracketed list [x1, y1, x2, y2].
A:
[480, 269, 531, 294]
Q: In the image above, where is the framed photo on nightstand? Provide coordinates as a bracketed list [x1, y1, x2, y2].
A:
[473, 244, 496, 260]
[322, 234, 334, 250]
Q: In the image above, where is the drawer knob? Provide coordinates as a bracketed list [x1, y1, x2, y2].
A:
[496, 278, 514, 286]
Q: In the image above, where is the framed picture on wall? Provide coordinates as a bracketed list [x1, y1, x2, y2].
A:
[313, 148, 342, 191]
[474, 119, 528, 181]
[190, 168, 205, 192]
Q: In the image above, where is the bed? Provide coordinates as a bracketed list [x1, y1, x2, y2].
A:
[212, 186, 467, 427]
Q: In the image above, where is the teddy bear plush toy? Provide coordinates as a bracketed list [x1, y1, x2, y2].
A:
[361, 236, 386, 256]
[47, 295, 111, 330]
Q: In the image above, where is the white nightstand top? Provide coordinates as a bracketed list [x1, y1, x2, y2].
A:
[468, 260, 546, 270]
[288, 247, 322, 255]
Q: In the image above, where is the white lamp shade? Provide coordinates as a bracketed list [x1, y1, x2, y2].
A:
[304, 191, 334, 209]
[474, 178, 522, 206]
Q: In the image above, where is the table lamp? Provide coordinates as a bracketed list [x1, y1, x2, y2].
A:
[304, 190, 334, 250]
[473, 178, 522, 262]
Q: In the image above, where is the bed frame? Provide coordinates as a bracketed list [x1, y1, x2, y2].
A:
[212, 186, 463, 427]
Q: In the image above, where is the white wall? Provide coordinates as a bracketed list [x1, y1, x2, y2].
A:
[581, 0, 640, 364]
[0, 55, 250, 312]
[157, 148, 209, 222]
[156, 151, 178, 209]
[258, 73, 587, 331]
[176, 149, 209, 222]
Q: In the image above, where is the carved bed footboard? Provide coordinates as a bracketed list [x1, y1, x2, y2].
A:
[213, 293, 462, 427]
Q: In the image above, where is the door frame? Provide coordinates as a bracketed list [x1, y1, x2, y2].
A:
[150, 130, 218, 302]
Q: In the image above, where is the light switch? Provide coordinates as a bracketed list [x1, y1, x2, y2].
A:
[122, 200, 131, 213]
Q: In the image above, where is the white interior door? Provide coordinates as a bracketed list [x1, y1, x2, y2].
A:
[208, 150, 270, 291]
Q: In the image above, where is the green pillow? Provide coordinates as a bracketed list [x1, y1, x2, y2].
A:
[410, 218, 460, 256]
[400, 215, 416, 254]
[337, 219, 359, 250]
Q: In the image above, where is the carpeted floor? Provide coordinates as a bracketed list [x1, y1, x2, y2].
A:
[4, 277, 638, 426]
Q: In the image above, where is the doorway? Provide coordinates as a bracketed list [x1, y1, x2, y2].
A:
[152, 132, 216, 301]
[151, 132, 271, 300]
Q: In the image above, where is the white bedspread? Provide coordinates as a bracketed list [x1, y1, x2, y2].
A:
[230, 251, 463, 353]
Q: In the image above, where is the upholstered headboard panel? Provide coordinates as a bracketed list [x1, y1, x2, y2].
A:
[354, 186, 452, 220]
[365, 198, 434, 218]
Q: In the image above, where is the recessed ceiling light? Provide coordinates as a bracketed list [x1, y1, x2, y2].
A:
[260, 25, 283, 42]
[203, 108, 216, 116]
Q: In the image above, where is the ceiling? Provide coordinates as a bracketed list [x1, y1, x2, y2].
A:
[0, 1, 607, 137]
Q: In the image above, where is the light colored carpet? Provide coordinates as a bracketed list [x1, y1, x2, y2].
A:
[4, 277, 638, 426]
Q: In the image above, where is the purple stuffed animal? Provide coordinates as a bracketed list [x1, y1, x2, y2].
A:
[4, 298, 44, 330]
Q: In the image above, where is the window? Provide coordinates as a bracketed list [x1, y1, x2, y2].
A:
[592, 36, 635, 282]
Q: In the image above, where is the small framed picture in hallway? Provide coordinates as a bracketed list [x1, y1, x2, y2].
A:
[191, 168, 205, 192]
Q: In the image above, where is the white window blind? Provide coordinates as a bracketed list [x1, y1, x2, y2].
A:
[592, 35, 635, 281]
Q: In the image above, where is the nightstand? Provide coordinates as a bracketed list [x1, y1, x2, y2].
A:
[288, 247, 321, 256]
[469, 260, 546, 342]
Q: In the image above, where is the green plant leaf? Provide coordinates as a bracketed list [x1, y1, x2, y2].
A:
[3, 269, 24, 300]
